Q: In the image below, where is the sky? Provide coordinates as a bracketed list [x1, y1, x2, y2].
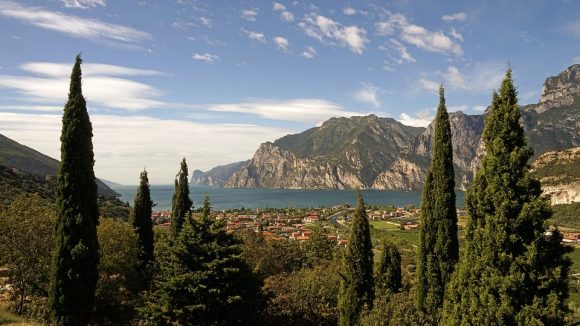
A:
[0, 0, 579, 184]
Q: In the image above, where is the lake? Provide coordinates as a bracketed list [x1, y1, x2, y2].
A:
[113, 185, 466, 211]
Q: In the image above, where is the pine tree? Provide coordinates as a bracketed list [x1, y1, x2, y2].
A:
[140, 196, 263, 325]
[49, 54, 100, 325]
[130, 169, 154, 266]
[442, 69, 571, 325]
[338, 193, 374, 326]
[375, 239, 402, 295]
[171, 158, 192, 237]
[416, 85, 458, 318]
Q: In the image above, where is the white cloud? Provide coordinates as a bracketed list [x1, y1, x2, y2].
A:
[386, 39, 415, 63]
[299, 14, 368, 54]
[206, 99, 367, 124]
[273, 2, 294, 22]
[273, 36, 289, 51]
[375, 12, 463, 56]
[419, 78, 440, 93]
[441, 12, 466, 22]
[449, 28, 463, 41]
[574, 55, 580, 64]
[198, 17, 213, 28]
[568, 21, 580, 36]
[343, 7, 356, 15]
[273, 2, 286, 11]
[62, 0, 106, 9]
[419, 63, 505, 93]
[0, 112, 292, 184]
[399, 112, 432, 127]
[0, 1, 150, 47]
[21, 62, 165, 77]
[241, 9, 258, 21]
[192, 53, 220, 63]
[354, 83, 381, 108]
[0, 105, 62, 112]
[280, 11, 294, 22]
[302, 46, 317, 59]
[241, 28, 266, 43]
[0, 61, 166, 111]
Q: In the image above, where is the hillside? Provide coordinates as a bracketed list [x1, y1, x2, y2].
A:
[190, 161, 247, 186]
[211, 64, 580, 190]
[531, 146, 580, 205]
[0, 133, 118, 197]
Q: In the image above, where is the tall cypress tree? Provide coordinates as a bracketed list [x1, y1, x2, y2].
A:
[416, 85, 458, 318]
[49, 54, 100, 325]
[130, 169, 154, 266]
[338, 193, 374, 326]
[442, 69, 571, 324]
[171, 158, 192, 237]
[375, 239, 402, 296]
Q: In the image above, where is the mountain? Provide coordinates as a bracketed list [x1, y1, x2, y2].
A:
[225, 115, 426, 189]
[0, 133, 119, 198]
[190, 161, 247, 186]
[531, 146, 580, 205]
[210, 64, 580, 190]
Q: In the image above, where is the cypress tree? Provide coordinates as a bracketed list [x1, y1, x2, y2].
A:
[416, 85, 458, 318]
[375, 239, 402, 295]
[129, 169, 154, 266]
[171, 158, 192, 237]
[140, 196, 263, 324]
[338, 193, 374, 326]
[49, 54, 100, 325]
[442, 69, 571, 324]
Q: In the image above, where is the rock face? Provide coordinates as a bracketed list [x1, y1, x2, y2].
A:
[531, 147, 580, 204]
[537, 64, 580, 113]
[190, 161, 246, 187]
[219, 64, 580, 190]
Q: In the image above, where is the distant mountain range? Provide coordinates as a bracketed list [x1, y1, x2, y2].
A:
[0, 133, 119, 198]
[192, 64, 580, 190]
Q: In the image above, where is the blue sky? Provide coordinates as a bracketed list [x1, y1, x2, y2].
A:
[0, 0, 579, 184]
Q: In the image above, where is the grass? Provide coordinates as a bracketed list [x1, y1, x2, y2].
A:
[0, 303, 36, 326]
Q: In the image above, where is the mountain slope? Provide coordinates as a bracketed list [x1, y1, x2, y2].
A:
[531, 146, 580, 205]
[0, 133, 119, 197]
[190, 161, 247, 186]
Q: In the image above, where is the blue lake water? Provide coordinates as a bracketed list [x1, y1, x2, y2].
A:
[113, 185, 466, 211]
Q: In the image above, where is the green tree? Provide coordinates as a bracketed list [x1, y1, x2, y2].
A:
[170, 158, 192, 237]
[95, 218, 141, 323]
[442, 69, 571, 325]
[140, 197, 263, 325]
[0, 194, 54, 315]
[49, 54, 100, 326]
[130, 169, 154, 266]
[338, 193, 374, 326]
[416, 85, 458, 318]
[303, 229, 337, 267]
[375, 239, 402, 296]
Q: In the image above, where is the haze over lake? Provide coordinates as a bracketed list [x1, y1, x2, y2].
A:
[113, 185, 466, 211]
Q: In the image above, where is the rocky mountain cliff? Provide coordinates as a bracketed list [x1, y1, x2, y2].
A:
[190, 161, 246, 186]
[531, 147, 580, 205]
[205, 64, 580, 190]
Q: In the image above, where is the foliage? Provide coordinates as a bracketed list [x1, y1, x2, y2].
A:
[95, 218, 142, 323]
[140, 198, 263, 325]
[302, 229, 337, 267]
[338, 193, 374, 326]
[98, 195, 130, 221]
[550, 202, 580, 229]
[376, 239, 402, 296]
[49, 54, 100, 326]
[442, 69, 572, 325]
[238, 229, 306, 278]
[170, 158, 192, 237]
[359, 291, 428, 326]
[263, 260, 341, 325]
[416, 85, 458, 318]
[130, 169, 154, 266]
[0, 194, 54, 316]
